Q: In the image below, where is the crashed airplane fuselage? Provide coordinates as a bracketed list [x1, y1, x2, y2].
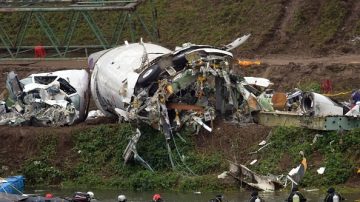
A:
[89, 36, 267, 168]
[0, 70, 89, 126]
[90, 37, 258, 137]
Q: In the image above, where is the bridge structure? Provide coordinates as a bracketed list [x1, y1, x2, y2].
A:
[0, 0, 159, 59]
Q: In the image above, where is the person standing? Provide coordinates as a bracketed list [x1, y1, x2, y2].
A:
[286, 187, 307, 202]
[324, 187, 345, 202]
[249, 191, 264, 202]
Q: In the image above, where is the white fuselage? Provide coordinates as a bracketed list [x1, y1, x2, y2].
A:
[91, 43, 171, 116]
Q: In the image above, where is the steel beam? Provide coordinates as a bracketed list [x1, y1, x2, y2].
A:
[0, 0, 159, 59]
[81, 11, 108, 49]
[0, 24, 14, 57]
[111, 12, 128, 45]
[34, 12, 62, 56]
[134, 12, 155, 42]
[63, 11, 80, 56]
[127, 12, 135, 42]
[14, 12, 32, 57]
[256, 111, 360, 131]
[0, 4, 141, 12]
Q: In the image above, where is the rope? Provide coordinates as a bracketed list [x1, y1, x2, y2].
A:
[322, 90, 352, 97]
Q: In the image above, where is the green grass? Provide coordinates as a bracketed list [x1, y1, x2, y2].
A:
[19, 124, 360, 190]
[0, 0, 283, 51]
[19, 124, 228, 191]
[253, 127, 360, 188]
[297, 81, 321, 93]
[1, 0, 356, 54]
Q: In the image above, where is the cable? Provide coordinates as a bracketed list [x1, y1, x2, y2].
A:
[170, 131, 197, 176]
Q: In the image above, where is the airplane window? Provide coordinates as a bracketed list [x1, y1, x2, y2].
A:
[57, 78, 77, 95]
[34, 76, 57, 85]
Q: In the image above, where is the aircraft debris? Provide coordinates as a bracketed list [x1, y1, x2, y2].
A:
[217, 171, 228, 179]
[345, 101, 360, 116]
[87, 34, 360, 171]
[310, 134, 323, 145]
[317, 167, 326, 175]
[258, 140, 266, 146]
[249, 159, 257, 165]
[86, 110, 105, 120]
[256, 87, 360, 131]
[222, 151, 309, 191]
[227, 161, 284, 191]
[0, 70, 89, 126]
[89, 35, 260, 170]
[249, 142, 272, 154]
[287, 151, 307, 187]
[123, 128, 154, 171]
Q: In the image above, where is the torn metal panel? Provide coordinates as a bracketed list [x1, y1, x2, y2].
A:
[228, 162, 284, 191]
[244, 77, 273, 88]
[345, 102, 360, 116]
[123, 128, 154, 171]
[5, 71, 23, 102]
[224, 34, 251, 51]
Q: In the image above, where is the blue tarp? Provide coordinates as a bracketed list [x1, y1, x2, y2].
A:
[0, 176, 24, 194]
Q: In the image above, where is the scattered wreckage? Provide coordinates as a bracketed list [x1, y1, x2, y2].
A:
[219, 152, 308, 191]
[256, 89, 360, 130]
[88, 34, 360, 171]
[88, 35, 272, 169]
[0, 70, 89, 126]
[0, 32, 357, 175]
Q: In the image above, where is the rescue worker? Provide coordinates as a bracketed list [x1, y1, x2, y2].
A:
[152, 193, 163, 202]
[286, 186, 307, 202]
[324, 187, 345, 202]
[249, 191, 264, 202]
[118, 194, 127, 202]
[44, 193, 53, 202]
[208, 194, 223, 202]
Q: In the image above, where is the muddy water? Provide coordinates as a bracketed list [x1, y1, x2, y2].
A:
[26, 188, 360, 202]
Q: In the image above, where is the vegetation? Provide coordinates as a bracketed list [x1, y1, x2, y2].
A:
[2, 0, 359, 191]
[297, 81, 321, 93]
[311, 0, 347, 46]
[3, 0, 358, 54]
[18, 123, 360, 191]
[20, 124, 229, 191]
[253, 127, 360, 188]
[21, 134, 64, 184]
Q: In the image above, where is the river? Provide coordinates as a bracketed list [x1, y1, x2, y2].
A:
[26, 188, 360, 202]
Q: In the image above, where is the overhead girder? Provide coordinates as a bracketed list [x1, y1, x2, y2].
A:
[0, 0, 158, 59]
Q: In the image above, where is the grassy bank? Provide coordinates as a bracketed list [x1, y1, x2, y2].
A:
[19, 124, 233, 192]
[0, 0, 359, 54]
[252, 127, 360, 189]
[13, 123, 359, 191]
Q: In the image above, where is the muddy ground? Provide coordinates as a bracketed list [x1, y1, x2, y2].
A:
[0, 55, 359, 186]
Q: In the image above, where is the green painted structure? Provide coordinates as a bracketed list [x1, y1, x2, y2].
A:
[257, 111, 360, 131]
[0, 0, 158, 59]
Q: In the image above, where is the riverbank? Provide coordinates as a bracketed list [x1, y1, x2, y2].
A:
[0, 119, 359, 192]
